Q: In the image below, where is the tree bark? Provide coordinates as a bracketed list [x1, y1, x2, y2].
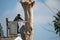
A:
[20, 0, 35, 40]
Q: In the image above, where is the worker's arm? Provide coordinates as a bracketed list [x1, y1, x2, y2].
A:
[19, 17, 23, 20]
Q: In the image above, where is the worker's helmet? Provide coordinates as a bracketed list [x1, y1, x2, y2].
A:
[17, 14, 21, 16]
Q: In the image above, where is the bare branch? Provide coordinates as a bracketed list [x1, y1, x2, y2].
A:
[26, 0, 32, 2]
[20, 0, 24, 3]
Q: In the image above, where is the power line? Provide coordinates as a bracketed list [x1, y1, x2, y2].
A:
[49, 35, 60, 40]
[43, 2, 55, 13]
[39, 25, 60, 40]
[40, 25, 56, 33]
[39, 1, 56, 14]
[53, 8, 59, 11]
[38, 1, 56, 33]
[48, 23, 54, 27]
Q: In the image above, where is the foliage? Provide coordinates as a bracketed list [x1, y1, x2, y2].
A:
[53, 11, 60, 36]
[0, 23, 4, 36]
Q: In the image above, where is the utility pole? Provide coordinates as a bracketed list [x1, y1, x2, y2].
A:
[0, 23, 1, 40]
[20, 0, 35, 40]
[6, 18, 8, 37]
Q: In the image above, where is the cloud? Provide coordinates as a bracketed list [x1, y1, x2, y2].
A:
[45, 0, 60, 11]
[3, 0, 55, 25]
[33, 1, 55, 25]
[32, 0, 60, 28]
[1, 0, 60, 29]
[0, 0, 60, 37]
[0, 2, 23, 36]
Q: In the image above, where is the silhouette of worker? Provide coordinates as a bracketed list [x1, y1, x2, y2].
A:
[14, 14, 23, 34]
[14, 14, 23, 21]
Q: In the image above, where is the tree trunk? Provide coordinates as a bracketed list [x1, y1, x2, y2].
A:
[20, 0, 35, 40]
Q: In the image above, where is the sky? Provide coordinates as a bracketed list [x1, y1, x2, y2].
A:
[0, 0, 60, 40]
